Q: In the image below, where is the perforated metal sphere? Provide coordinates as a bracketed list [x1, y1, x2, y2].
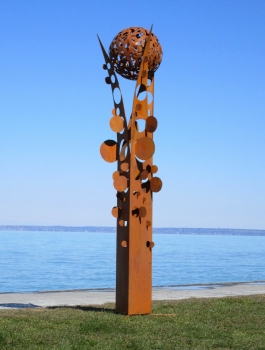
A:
[109, 27, 162, 80]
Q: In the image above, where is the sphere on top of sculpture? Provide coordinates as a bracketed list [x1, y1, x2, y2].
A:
[109, 27, 163, 81]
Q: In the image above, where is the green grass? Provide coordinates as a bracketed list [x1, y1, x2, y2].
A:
[1, 295, 265, 349]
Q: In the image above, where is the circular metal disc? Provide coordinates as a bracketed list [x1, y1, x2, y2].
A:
[135, 137, 155, 161]
[121, 162, 129, 171]
[146, 116, 157, 133]
[150, 177, 162, 192]
[111, 206, 121, 218]
[100, 140, 118, 163]
[151, 165, 158, 174]
[110, 115, 124, 133]
[113, 175, 128, 192]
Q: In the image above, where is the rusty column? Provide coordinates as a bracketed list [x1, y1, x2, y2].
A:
[98, 27, 163, 315]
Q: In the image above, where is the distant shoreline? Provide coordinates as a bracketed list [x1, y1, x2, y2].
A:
[0, 225, 265, 236]
[1, 281, 265, 295]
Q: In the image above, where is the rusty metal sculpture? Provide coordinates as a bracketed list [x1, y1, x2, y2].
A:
[98, 26, 163, 315]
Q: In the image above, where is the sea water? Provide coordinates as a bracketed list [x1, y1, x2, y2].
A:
[0, 231, 265, 293]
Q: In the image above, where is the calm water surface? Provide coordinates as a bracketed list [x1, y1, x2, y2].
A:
[0, 231, 265, 292]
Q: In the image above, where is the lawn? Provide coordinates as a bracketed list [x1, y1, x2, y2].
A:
[0, 295, 265, 349]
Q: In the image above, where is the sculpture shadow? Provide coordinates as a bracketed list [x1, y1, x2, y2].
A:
[47, 305, 115, 313]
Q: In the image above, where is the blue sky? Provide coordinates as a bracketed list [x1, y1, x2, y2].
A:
[0, 0, 264, 229]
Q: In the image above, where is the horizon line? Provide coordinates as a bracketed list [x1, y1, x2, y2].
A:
[0, 225, 265, 232]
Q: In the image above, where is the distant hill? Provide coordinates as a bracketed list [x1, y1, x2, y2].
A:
[0, 225, 265, 236]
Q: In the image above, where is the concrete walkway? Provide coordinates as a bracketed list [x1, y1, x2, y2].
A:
[0, 282, 265, 309]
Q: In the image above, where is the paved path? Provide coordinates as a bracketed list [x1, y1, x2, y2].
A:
[0, 283, 265, 309]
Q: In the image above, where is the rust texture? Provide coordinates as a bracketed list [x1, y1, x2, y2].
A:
[98, 27, 162, 315]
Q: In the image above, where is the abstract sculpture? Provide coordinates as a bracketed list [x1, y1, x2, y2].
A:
[98, 26, 163, 315]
